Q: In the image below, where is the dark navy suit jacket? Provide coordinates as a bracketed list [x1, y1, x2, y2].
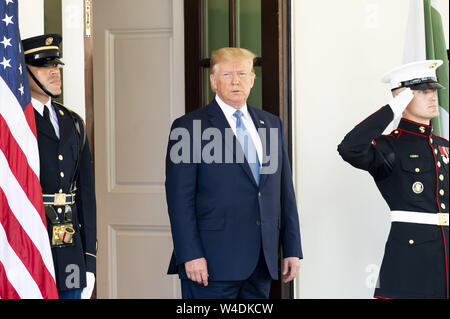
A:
[165, 99, 302, 281]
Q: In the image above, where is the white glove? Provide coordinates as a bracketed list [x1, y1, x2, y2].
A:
[81, 272, 95, 299]
[388, 87, 414, 120]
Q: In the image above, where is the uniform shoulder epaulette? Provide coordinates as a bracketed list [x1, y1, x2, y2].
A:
[52, 101, 85, 125]
[53, 100, 76, 114]
[53, 100, 87, 150]
[432, 133, 449, 144]
[385, 129, 401, 139]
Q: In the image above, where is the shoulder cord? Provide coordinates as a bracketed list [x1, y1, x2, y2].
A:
[66, 108, 87, 194]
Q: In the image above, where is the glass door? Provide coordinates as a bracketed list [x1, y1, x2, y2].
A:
[204, 0, 262, 108]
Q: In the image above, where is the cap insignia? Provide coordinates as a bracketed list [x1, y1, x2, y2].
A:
[45, 37, 54, 46]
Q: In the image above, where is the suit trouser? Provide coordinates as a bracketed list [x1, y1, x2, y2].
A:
[181, 251, 272, 299]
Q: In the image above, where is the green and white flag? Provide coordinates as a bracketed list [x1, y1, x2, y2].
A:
[404, 0, 449, 139]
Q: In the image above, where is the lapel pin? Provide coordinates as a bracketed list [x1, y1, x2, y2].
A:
[259, 120, 265, 125]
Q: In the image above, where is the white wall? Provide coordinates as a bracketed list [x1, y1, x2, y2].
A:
[292, 0, 449, 299]
[18, 0, 44, 38]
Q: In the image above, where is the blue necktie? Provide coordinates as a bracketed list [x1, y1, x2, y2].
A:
[233, 110, 260, 186]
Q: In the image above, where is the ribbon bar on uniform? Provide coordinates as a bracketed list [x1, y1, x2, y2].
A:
[391, 210, 449, 226]
[43, 193, 76, 206]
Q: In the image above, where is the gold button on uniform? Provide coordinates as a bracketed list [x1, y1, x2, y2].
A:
[440, 189, 445, 196]
[60, 172, 64, 178]
[57, 208, 62, 213]
[430, 138, 433, 144]
[419, 127, 425, 133]
[435, 149, 438, 155]
[439, 174, 444, 181]
[59, 189, 63, 193]
[394, 130, 399, 134]
[409, 240, 414, 245]
[58, 154, 63, 161]
[437, 161, 441, 168]
[441, 203, 446, 210]
[415, 168, 420, 173]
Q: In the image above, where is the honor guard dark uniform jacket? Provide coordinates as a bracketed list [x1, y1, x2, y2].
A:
[35, 101, 97, 292]
[338, 105, 449, 299]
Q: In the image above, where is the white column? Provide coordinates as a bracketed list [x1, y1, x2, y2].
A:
[18, 0, 44, 39]
[61, 0, 86, 119]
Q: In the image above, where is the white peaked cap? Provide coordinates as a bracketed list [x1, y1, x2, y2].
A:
[381, 60, 445, 90]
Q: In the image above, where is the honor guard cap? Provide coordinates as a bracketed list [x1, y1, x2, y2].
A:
[22, 34, 65, 67]
[381, 60, 445, 91]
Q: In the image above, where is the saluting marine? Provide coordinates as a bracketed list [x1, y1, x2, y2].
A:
[23, 34, 97, 299]
[338, 60, 449, 299]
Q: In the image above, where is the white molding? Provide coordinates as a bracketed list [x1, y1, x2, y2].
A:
[18, 0, 44, 39]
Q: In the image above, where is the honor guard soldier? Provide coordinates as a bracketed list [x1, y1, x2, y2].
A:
[338, 60, 449, 299]
[23, 34, 97, 299]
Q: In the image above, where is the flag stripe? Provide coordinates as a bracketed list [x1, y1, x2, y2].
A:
[0, 150, 55, 282]
[0, 188, 57, 299]
[424, 0, 449, 139]
[24, 103, 38, 140]
[0, 77, 40, 176]
[0, 112, 46, 226]
[403, 0, 426, 62]
[0, 260, 20, 299]
[0, 222, 42, 299]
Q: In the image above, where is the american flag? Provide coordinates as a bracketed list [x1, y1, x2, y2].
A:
[0, 0, 58, 298]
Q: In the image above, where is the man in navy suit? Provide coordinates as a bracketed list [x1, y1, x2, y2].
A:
[165, 47, 302, 299]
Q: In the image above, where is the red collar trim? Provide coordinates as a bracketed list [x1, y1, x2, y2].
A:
[397, 128, 429, 138]
[401, 118, 432, 128]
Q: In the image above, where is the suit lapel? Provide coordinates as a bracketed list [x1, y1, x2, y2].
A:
[207, 100, 258, 187]
[34, 108, 59, 141]
[53, 102, 73, 147]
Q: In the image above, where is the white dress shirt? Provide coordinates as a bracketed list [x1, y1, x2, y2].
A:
[32, 97, 60, 139]
[215, 95, 263, 166]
